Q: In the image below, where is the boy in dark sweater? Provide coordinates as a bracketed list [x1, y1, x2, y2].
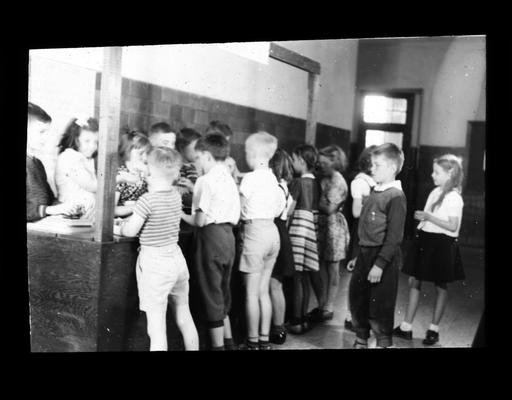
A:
[348, 143, 407, 348]
[26, 102, 78, 222]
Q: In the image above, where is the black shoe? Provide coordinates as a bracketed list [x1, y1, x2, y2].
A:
[393, 326, 413, 340]
[344, 319, 355, 332]
[269, 327, 287, 345]
[238, 340, 259, 350]
[422, 330, 439, 345]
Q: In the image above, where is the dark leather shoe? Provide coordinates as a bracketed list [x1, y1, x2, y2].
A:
[269, 327, 287, 345]
[422, 330, 439, 345]
[344, 319, 355, 332]
[393, 326, 413, 340]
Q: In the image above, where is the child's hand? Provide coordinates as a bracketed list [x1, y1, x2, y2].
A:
[367, 265, 383, 283]
[47, 202, 81, 217]
[414, 210, 430, 222]
[117, 171, 140, 185]
[177, 177, 194, 191]
[113, 224, 122, 236]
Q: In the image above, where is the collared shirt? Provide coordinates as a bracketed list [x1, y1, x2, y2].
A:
[192, 163, 241, 225]
[350, 172, 376, 199]
[373, 180, 402, 192]
[418, 187, 464, 237]
[239, 168, 285, 220]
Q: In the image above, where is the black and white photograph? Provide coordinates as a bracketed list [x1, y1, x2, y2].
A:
[24, 35, 486, 352]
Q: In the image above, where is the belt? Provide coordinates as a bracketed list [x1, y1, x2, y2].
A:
[241, 218, 274, 224]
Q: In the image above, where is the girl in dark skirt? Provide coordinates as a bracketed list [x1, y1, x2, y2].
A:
[268, 149, 296, 344]
[394, 154, 465, 345]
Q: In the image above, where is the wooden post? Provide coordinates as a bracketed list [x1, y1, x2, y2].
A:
[94, 47, 123, 242]
[306, 72, 320, 145]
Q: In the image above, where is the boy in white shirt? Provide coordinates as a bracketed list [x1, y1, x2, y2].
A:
[182, 133, 241, 350]
[238, 132, 285, 350]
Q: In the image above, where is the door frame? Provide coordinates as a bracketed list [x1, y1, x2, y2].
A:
[353, 88, 423, 238]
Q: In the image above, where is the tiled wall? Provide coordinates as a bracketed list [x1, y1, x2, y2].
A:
[94, 74, 351, 172]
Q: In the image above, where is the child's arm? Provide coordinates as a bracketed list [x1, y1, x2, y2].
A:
[115, 212, 145, 237]
[368, 195, 407, 282]
[68, 159, 97, 193]
[352, 198, 363, 219]
[415, 211, 459, 232]
[181, 209, 208, 227]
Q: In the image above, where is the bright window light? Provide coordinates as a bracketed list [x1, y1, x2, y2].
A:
[363, 95, 407, 124]
[365, 130, 403, 149]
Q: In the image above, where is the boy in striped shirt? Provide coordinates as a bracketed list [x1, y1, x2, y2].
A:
[115, 147, 199, 351]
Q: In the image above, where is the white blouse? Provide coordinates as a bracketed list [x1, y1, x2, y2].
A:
[55, 148, 97, 218]
[418, 187, 464, 238]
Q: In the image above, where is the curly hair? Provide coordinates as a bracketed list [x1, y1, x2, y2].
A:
[58, 117, 99, 154]
[118, 130, 151, 164]
[270, 148, 294, 183]
[318, 145, 348, 173]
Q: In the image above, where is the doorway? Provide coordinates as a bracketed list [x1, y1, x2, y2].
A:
[356, 90, 418, 238]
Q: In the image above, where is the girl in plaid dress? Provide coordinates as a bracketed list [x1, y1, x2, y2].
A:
[288, 145, 320, 334]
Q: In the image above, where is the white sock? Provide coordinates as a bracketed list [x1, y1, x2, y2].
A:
[345, 312, 352, 321]
[400, 321, 412, 331]
[429, 324, 439, 332]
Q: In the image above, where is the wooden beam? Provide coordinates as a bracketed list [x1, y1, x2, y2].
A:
[94, 47, 123, 242]
[305, 72, 320, 145]
[269, 43, 321, 75]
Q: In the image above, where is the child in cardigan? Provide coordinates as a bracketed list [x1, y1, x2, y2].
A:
[115, 147, 199, 351]
[394, 154, 465, 346]
[288, 144, 321, 334]
[349, 143, 407, 348]
[26, 102, 79, 221]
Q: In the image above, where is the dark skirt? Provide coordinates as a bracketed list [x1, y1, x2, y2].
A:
[402, 230, 465, 283]
[272, 218, 295, 280]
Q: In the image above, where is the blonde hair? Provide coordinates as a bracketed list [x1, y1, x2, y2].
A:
[147, 146, 182, 179]
[430, 154, 464, 212]
[245, 131, 278, 160]
[319, 145, 348, 173]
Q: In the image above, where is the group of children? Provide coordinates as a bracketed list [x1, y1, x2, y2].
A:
[26, 101, 466, 350]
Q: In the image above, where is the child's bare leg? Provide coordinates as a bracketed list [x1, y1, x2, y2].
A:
[174, 303, 199, 350]
[310, 264, 326, 309]
[404, 277, 422, 324]
[270, 277, 285, 326]
[223, 316, 233, 339]
[325, 260, 340, 312]
[209, 327, 225, 348]
[244, 272, 262, 341]
[432, 283, 448, 326]
[258, 264, 274, 340]
[146, 308, 168, 351]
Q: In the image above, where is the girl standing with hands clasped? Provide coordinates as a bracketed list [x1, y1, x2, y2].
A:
[394, 154, 465, 345]
[287, 145, 321, 334]
[55, 117, 99, 220]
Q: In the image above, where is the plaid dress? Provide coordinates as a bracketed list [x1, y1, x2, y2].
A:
[288, 175, 320, 272]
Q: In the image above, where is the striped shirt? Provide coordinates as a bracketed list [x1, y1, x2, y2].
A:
[133, 189, 182, 247]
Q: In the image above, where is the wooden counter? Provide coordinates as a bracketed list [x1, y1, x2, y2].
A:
[27, 226, 140, 352]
